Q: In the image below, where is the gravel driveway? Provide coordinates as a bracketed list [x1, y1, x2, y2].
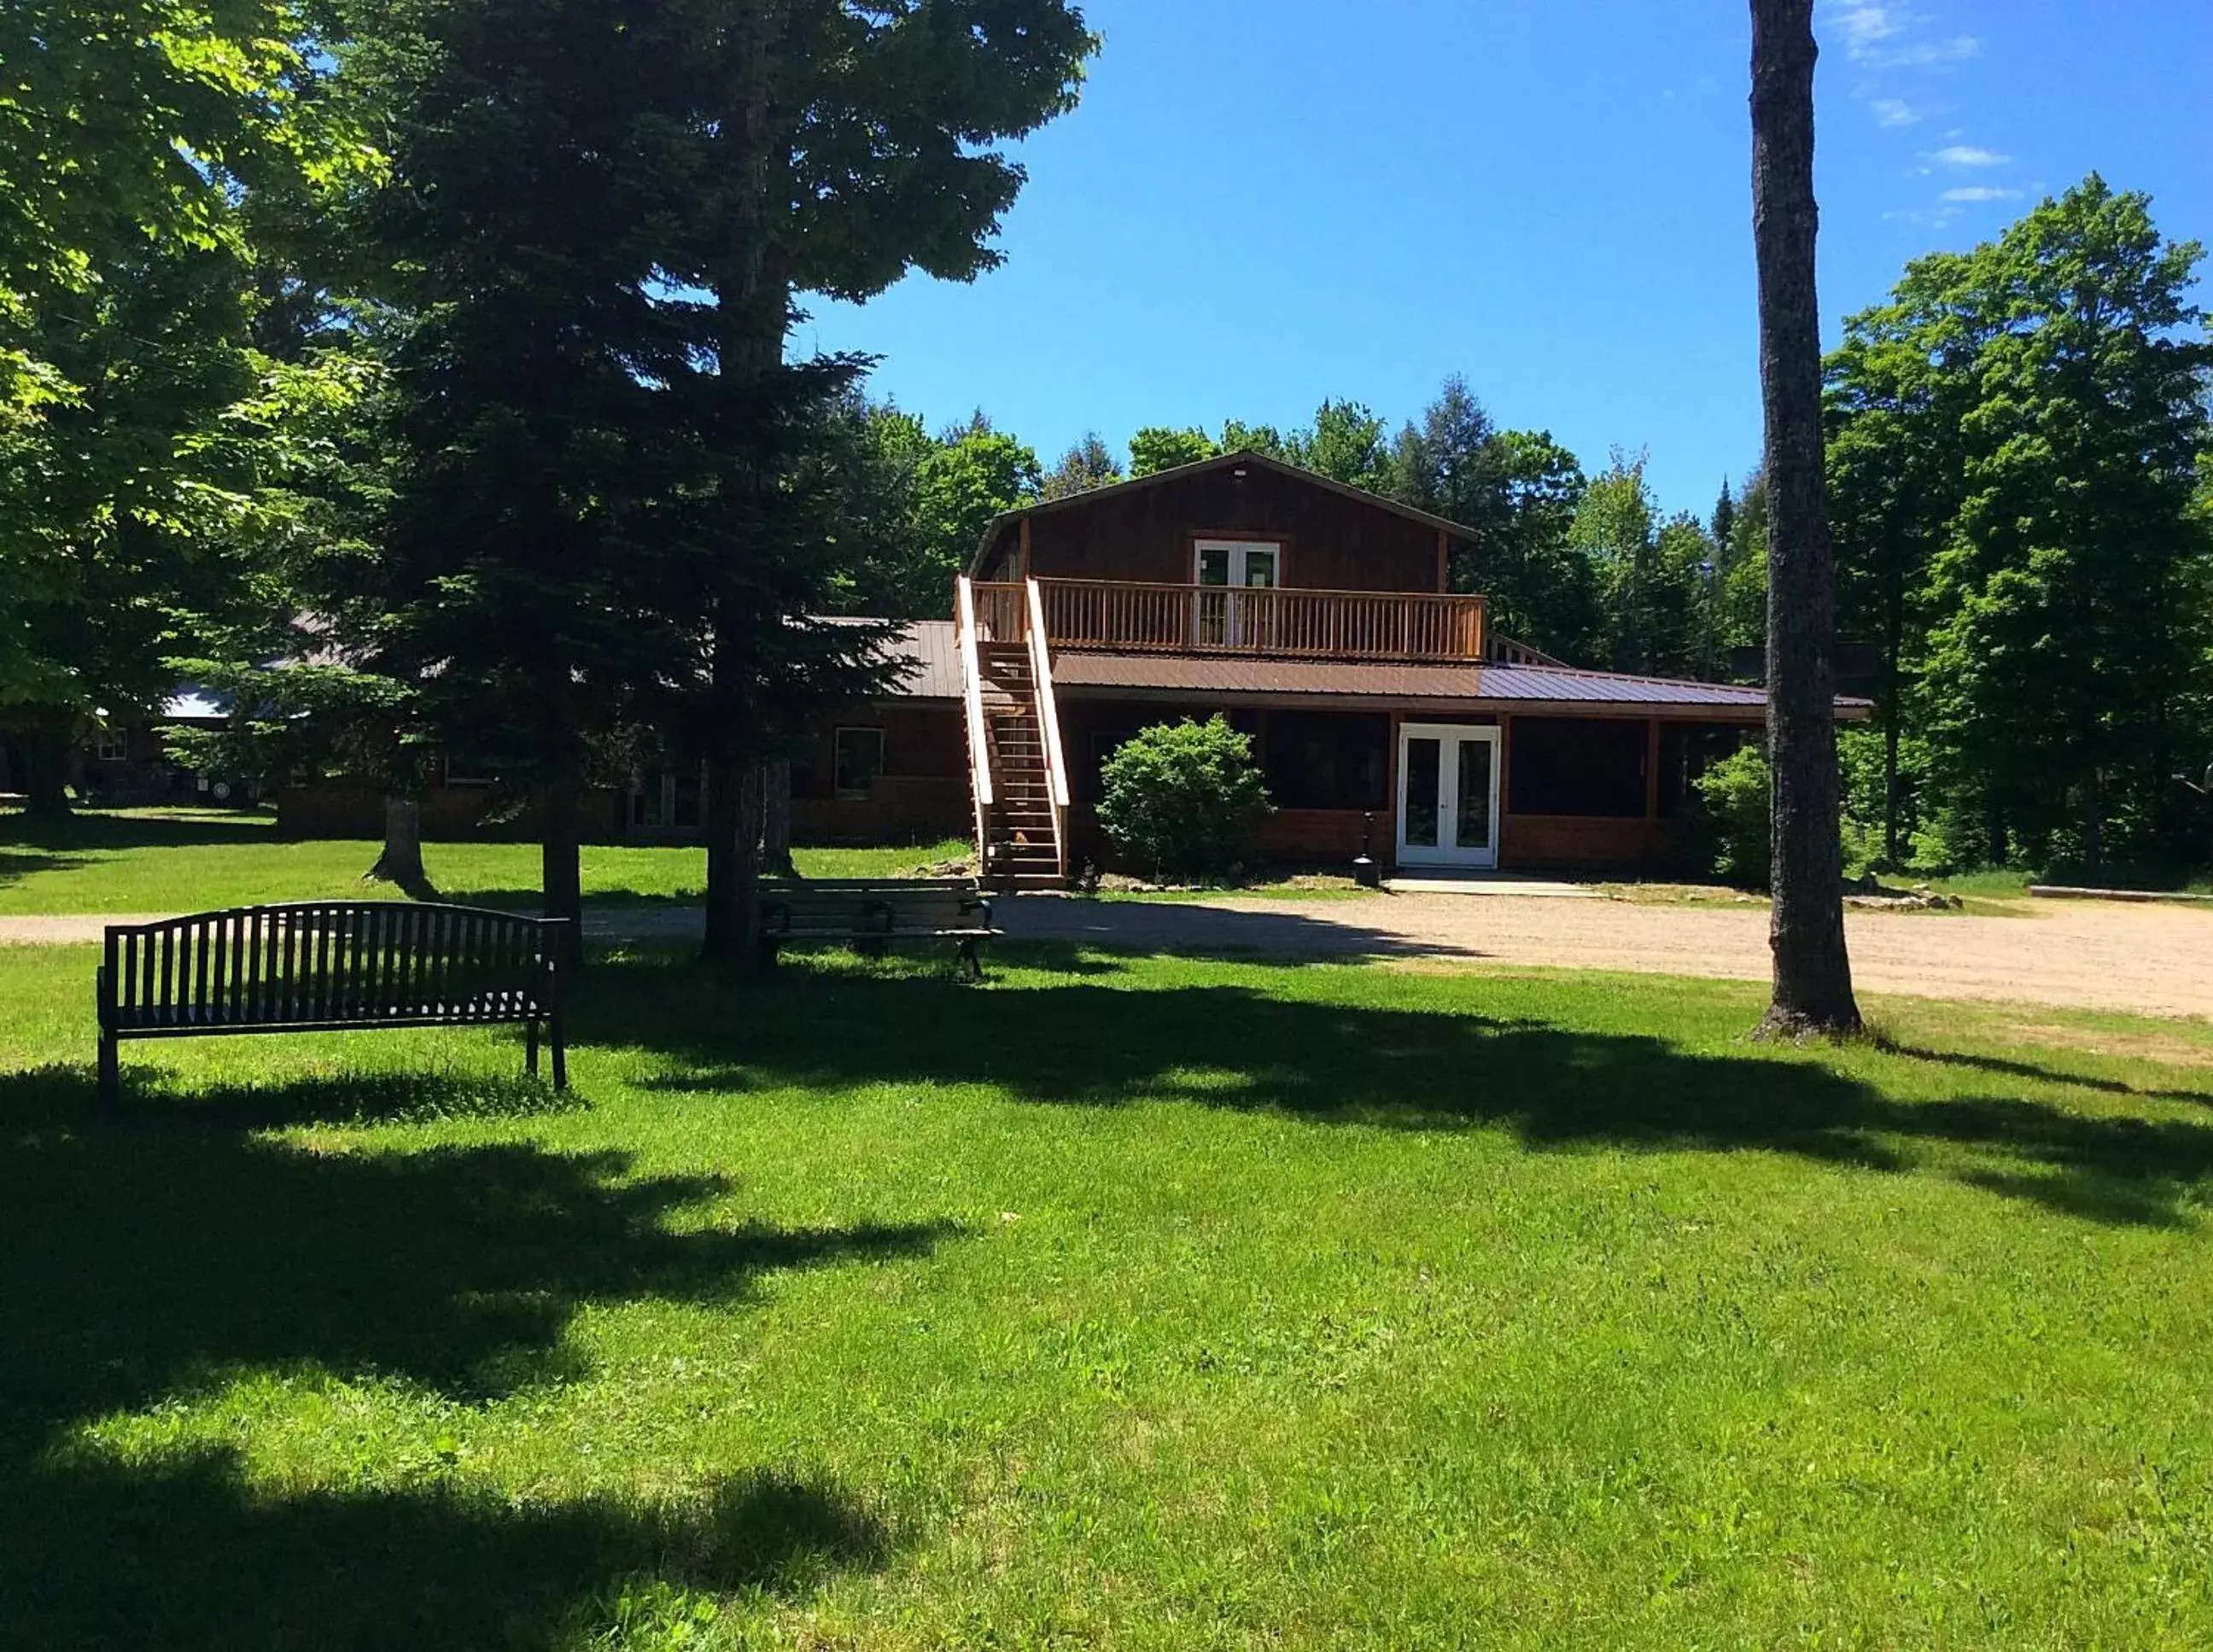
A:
[990, 892, 2213, 1019]
[11, 894, 2209, 1019]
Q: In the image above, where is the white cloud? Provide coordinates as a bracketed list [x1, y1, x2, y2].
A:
[1884, 33, 1983, 67]
[1940, 186, 2022, 202]
[1832, 4, 1902, 59]
[1825, 3, 1982, 69]
[1871, 97, 1922, 126]
[1932, 144, 2007, 166]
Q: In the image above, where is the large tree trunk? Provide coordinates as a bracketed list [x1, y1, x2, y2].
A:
[762, 759, 794, 876]
[540, 778, 586, 974]
[17, 713, 75, 818]
[698, 0, 786, 972]
[365, 793, 435, 897]
[702, 760, 765, 966]
[1751, 0, 1860, 1036]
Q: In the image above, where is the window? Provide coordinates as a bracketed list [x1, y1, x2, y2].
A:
[1194, 540, 1281, 588]
[442, 754, 497, 787]
[834, 727, 885, 799]
[1194, 540, 1281, 645]
[630, 768, 704, 832]
[1262, 711, 1388, 811]
[91, 726, 129, 762]
[1507, 717, 1648, 818]
[1658, 724, 1752, 819]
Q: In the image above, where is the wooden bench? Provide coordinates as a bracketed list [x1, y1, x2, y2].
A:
[756, 879, 996, 980]
[96, 902, 572, 1112]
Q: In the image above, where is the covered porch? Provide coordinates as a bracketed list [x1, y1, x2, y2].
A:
[1051, 692, 1761, 877]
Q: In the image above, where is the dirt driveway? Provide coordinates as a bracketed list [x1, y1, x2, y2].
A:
[11, 894, 2209, 1019]
[995, 893, 2213, 1019]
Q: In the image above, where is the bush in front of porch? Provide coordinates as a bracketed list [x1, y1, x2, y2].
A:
[1096, 715, 1274, 884]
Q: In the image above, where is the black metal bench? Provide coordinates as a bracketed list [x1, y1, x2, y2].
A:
[96, 902, 572, 1112]
[757, 879, 996, 980]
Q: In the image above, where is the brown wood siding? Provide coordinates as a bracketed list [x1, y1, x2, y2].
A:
[1498, 815, 1668, 871]
[792, 703, 966, 802]
[987, 465, 1442, 593]
[793, 780, 970, 846]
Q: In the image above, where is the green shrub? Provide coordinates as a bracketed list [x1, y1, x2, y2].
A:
[1096, 715, 1273, 882]
[1694, 744, 1771, 889]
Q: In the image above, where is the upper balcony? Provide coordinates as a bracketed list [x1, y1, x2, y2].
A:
[967, 578, 1490, 664]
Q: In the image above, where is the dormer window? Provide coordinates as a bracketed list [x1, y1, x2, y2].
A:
[1193, 539, 1282, 647]
[1194, 540, 1279, 590]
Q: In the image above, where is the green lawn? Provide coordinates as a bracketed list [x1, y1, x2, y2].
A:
[0, 806, 966, 914]
[6, 937, 2213, 1647]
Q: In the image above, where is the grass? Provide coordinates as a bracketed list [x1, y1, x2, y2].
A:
[7, 934, 2213, 1646]
[0, 806, 966, 914]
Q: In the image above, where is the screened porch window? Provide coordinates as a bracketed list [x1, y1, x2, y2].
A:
[834, 727, 886, 799]
[1507, 717, 1647, 817]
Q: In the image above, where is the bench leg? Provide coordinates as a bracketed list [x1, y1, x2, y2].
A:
[954, 937, 984, 984]
[526, 1019, 540, 1079]
[551, 1012, 567, 1092]
[98, 1031, 120, 1116]
[757, 939, 782, 973]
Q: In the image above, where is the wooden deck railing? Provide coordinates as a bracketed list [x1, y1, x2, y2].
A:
[969, 581, 1029, 645]
[1031, 579, 1486, 663]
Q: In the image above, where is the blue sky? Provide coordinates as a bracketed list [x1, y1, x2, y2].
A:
[803, 0, 2211, 519]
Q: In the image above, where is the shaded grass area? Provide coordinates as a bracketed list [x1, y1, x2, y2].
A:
[6, 941, 2213, 1644]
[0, 806, 964, 914]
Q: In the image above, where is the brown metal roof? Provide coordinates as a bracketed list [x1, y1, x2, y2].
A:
[1048, 650, 1867, 716]
[851, 620, 1871, 717]
[874, 619, 962, 700]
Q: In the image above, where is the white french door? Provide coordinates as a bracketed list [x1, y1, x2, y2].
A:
[1397, 723, 1500, 869]
[1193, 539, 1281, 648]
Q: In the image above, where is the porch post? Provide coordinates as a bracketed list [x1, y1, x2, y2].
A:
[1381, 712, 1401, 871]
[1497, 715, 1513, 867]
[1644, 717, 1663, 827]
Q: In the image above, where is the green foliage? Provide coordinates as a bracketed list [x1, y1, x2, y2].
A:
[1828, 175, 2212, 878]
[1096, 715, 1273, 881]
[1287, 399, 1388, 492]
[1128, 426, 1217, 476]
[914, 422, 1041, 584]
[0, 1, 366, 801]
[820, 394, 940, 617]
[1569, 451, 1718, 678]
[1713, 470, 1770, 657]
[1694, 744, 1772, 889]
[1037, 432, 1122, 500]
[1217, 418, 1291, 461]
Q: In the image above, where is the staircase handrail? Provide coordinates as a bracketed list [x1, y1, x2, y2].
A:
[1025, 576, 1071, 877]
[955, 576, 996, 873]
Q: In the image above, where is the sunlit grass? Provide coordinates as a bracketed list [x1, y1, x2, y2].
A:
[6, 937, 2213, 1646]
[0, 806, 964, 914]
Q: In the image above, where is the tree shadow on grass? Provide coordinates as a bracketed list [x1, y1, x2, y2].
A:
[0, 806, 279, 856]
[9, 1449, 892, 1651]
[1880, 1041, 2213, 1106]
[575, 952, 2213, 1231]
[0, 1066, 948, 1646]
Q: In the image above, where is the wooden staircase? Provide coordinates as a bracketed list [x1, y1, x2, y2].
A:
[957, 577, 1071, 892]
[976, 642, 1063, 889]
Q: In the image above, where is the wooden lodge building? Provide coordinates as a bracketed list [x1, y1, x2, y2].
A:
[266, 451, 1865, 877]
[795, 450, 1866, 882]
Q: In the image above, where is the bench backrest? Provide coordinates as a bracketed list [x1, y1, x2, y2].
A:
[102, 902, 565, 1031]
[758, 880, 990, 936]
